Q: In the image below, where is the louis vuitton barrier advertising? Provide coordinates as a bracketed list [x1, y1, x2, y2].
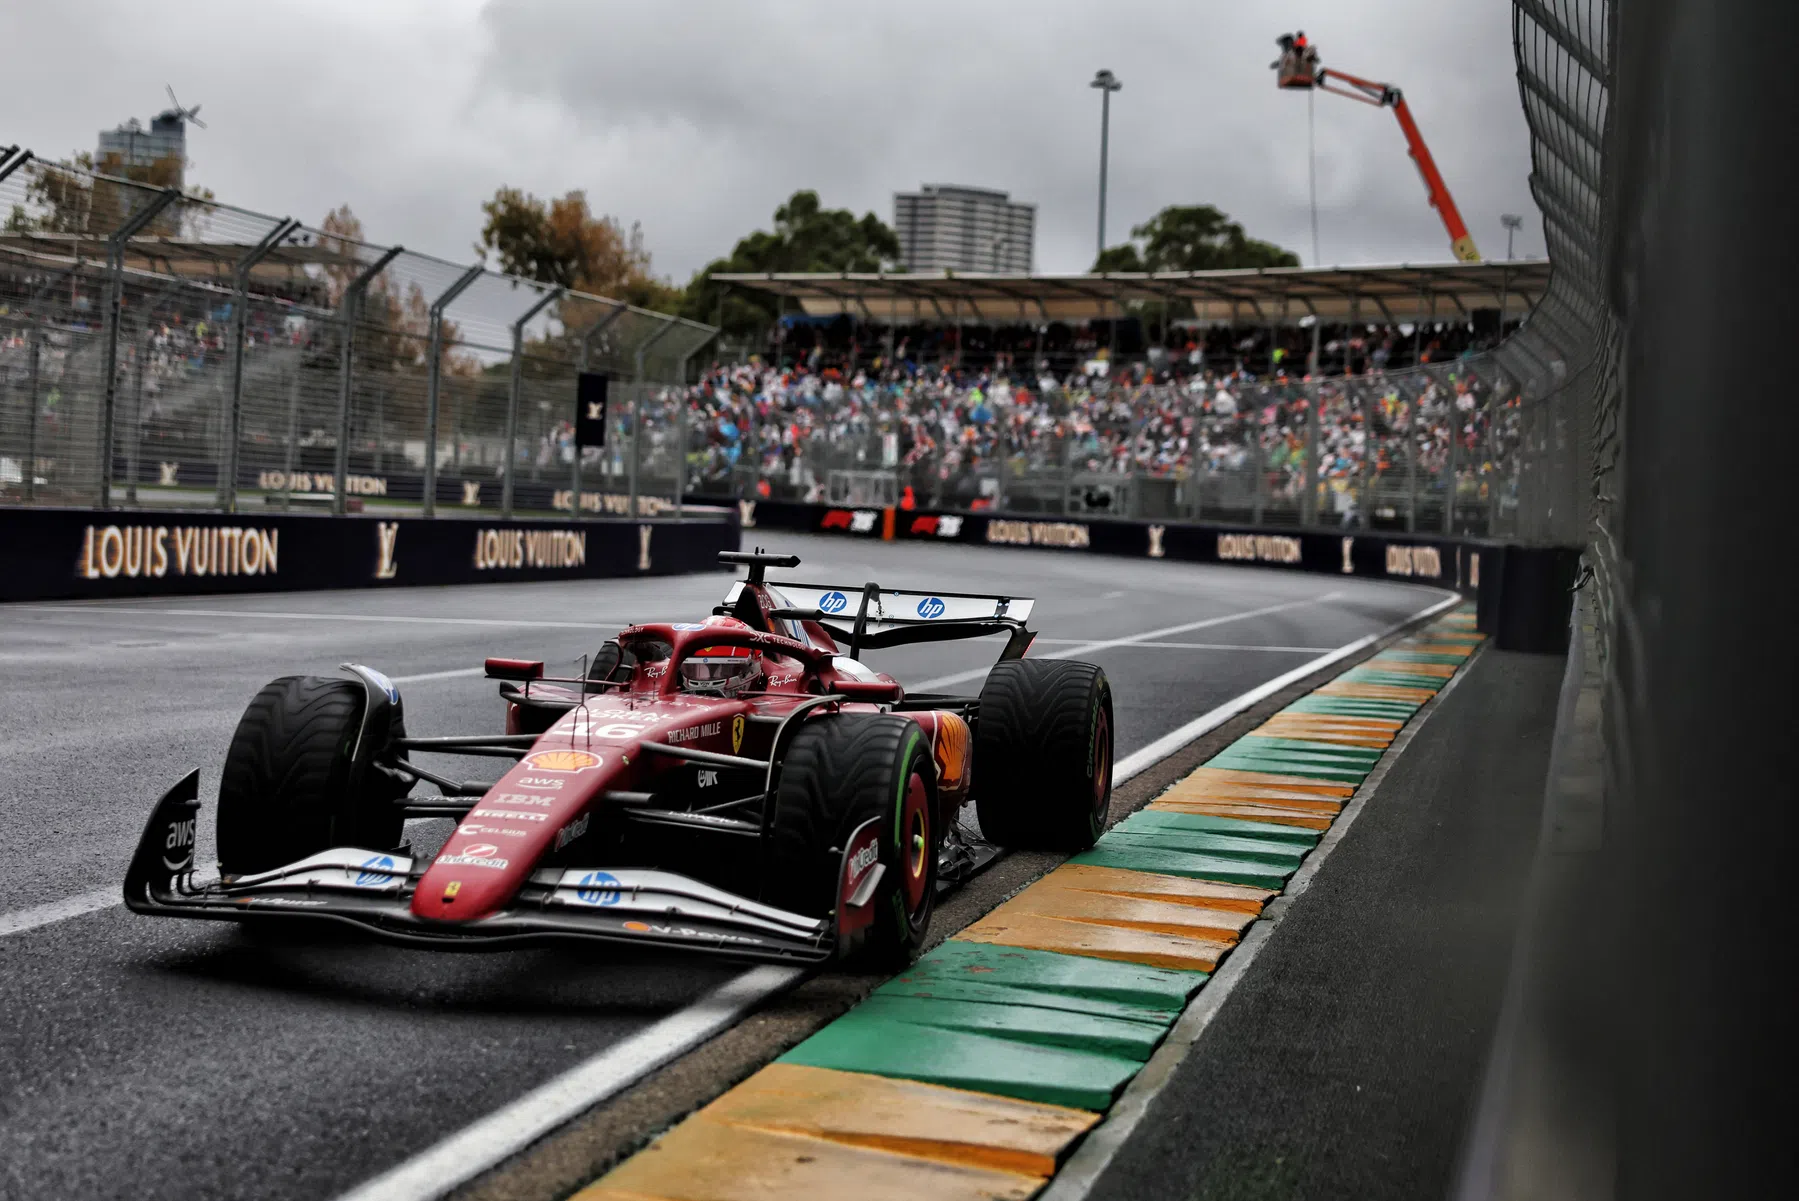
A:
[0, 509, 738, 602]
[723, 495, 1488, 596]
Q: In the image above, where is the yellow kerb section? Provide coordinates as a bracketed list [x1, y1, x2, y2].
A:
[573, 1062, 1096, 1201]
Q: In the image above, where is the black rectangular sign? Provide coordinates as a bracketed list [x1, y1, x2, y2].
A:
[576, 372, 610, 448]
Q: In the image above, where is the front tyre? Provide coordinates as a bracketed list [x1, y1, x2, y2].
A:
[767, 715, 937, 970]
[216, 675, 405, 875]
[974, 659, 1113, 851]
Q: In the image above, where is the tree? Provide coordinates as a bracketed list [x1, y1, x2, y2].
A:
[680, 190, 902, 339]
[318, 203, 475, 376]
[11, 148, 212, 238]
[1092, 205, 1299, 273]
[476, 186, 681, 312]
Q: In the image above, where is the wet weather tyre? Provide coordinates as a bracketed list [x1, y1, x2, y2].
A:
[216, 675, 404, 875]
[974, 659, 1113, 851]
[767, 714, 937, 970]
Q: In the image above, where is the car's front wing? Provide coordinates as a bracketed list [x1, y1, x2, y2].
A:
[123, 770, 837, 965]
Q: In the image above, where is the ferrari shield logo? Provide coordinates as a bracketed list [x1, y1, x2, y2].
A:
[731, 714, 745, 754]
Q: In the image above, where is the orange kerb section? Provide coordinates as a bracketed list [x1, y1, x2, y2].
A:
[956, 865, 1263, 943]
[1170, 767, 1358, 797]
[955, 910, 1231, 972]
[1364, 659, 1458, 678]
[573, 1063, 1094, 1201]
[1046, 863, 1274, 913]
[1314, 682, 1438, 702]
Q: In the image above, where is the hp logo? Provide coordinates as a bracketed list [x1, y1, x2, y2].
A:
[576, 870, 622, 906]
[354, 854, 396, 888]
[916, 596, 946, 619]
[819, 591, 849, 614]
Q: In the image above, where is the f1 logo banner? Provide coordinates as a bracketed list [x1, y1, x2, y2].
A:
[576, 372, 609, 448]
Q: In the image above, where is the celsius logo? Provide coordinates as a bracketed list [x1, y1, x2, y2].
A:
[819, 591, 849, 614]
[354, 854, 396, 888]
[916, 596, 946, 619]
[576, 871, 622, 906]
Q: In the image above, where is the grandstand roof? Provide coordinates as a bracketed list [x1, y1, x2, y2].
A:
[714, 259, 1551, 326]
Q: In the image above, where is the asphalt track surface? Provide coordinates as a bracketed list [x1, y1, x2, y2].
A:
[0, 533, 1450, 1201]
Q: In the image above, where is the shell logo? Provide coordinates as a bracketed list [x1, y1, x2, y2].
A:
[624, 920, 651, 932]
[934, 712, 971, 787]
[524, 749, 603, 773]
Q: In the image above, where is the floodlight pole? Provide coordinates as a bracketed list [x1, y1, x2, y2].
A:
[218, 216, 301, 513]
[628, 315, 680, 520]
[1090, 70, 1123, 262]
[422, 264, 484, 517]
[98, 186, 180, 510]
[502, 285, 564, 520]
[572, 304, 629, 517]
[333, 245, 403, 514]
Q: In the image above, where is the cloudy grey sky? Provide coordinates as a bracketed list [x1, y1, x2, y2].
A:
[4, 0, 1542, 284]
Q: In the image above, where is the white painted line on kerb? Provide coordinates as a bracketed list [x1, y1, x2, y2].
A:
[910, 592, 1347, 692]
[331, 965, 803, 1201]
[0, 888, 120, 939]
[1112, 591, 1462, 785]
[1034, 639, 1336, 653]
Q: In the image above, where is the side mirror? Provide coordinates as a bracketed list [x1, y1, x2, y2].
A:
[485, 658, 544, 682]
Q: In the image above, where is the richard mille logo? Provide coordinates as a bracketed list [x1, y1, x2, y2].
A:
[375, 522, 400, 579]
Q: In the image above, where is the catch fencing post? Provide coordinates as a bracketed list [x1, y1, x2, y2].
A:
[572, 303, 628, 519]
[98, 186, 180, 510]
[1303, 377, 1322, 526]
[422, 264, 484, 517]
[23, 324, 41, 504]
[1444, 373, 1461, 533]
[628, 315, 679, 519]
[333, 245, 403, 514]
[1405, 379, 1420, 532]
[673, 338, 711, 518]
[502, 285, 564, 520]
[218, 216, 300, 513]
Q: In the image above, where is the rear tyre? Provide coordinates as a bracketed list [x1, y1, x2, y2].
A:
[216, 675, 405, 876]
[767, 715, 937, 970]
[974, 659, 1113, 851]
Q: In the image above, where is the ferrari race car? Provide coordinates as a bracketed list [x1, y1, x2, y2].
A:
[124, 550, 1114, 967]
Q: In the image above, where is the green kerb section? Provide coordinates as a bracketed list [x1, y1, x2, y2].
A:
[1337, 669, 1446, 690]
[1070, 840, 1295, 889]
[1236, 735, 1386, 761]
[778, 939, 1207, 1110]
[1115, 809, 1319, 847]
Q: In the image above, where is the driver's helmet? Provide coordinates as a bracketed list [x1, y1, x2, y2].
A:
[679, 618, 761, 695]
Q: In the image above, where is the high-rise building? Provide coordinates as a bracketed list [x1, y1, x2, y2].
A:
[894, 185, 1035, 274]
[96, 110, 188, 182]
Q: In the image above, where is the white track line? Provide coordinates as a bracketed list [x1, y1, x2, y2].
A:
[1034, 639, 1336, 653]
[11, 607, 637, 630]
[910, 592, 1347, 692]
[1039, 606, 1479, 1201]
[1112, 592, 1461, 785]
[331, 966, 803, 1201]
[0, 888, 120, 939]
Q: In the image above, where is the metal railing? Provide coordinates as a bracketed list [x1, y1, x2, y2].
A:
[0, 145, 717, 517]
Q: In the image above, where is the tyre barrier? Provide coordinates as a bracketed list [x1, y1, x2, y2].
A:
[721, 496, 1578, 654]
[0, 506, 739, 602]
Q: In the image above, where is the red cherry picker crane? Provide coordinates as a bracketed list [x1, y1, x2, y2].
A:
[1274, 32, 1481, 262]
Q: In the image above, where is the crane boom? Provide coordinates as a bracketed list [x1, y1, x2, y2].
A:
[1274, 35, 1481, 262]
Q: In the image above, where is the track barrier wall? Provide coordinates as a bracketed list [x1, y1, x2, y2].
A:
[0, 507, 739, 602]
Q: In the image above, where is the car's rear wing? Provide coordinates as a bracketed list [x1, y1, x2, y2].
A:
[768, 580, 1035, 658]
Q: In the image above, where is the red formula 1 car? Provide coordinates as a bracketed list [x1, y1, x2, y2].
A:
[124, 551, 1114, 967]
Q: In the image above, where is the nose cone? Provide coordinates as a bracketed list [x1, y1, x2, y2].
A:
[411, 746, 612, 922]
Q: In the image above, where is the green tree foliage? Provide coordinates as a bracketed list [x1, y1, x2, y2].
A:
[8, 149, 210, 238]
[681, 190, 902, 339]
[1092, 204, 1299, 273]
[477, 186, 681, 312]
